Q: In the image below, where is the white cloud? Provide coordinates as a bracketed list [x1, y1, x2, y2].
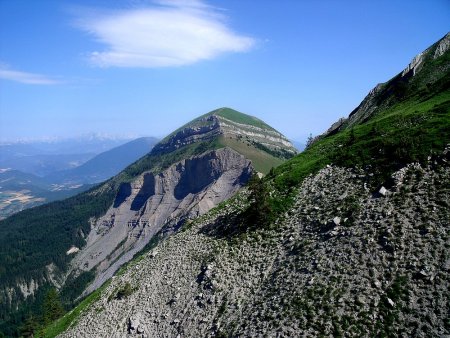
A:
[75, 0, 255, 68]
[0, 65, 62, 85]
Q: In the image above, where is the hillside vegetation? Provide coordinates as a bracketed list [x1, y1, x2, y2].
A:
[47, 33, 450, 338]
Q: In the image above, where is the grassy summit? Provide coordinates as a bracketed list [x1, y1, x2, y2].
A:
[208, 107, 277, 130]
[162, 107, 278, 142]
[150, 107, 296, 173]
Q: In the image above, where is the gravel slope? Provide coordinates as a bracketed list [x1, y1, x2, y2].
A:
[59, 150, 449, 338]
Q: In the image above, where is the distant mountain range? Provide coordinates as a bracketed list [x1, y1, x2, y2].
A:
[0, 133, 141, 155]
[0, 136, 158, 219]
[0, 136, 135, 177]
[47, 137, 158, 185]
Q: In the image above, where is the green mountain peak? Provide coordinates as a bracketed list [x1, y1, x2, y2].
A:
[205, 107, 277, 131]
[151, 107, 297, 173]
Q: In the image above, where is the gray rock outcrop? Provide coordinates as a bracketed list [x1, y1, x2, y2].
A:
[433, 32, 450, 58]
[70, 147, 253, 294]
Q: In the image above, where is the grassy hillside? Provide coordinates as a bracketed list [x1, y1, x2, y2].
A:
[215, 137, 284, 174]
[210, 107, 277, 130]
[273, 91, 449, 194]
[273, 39, 450, 197]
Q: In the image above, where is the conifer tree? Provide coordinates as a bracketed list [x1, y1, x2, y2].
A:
[246, 174, 272, 227]
[42, 289, 64, 326]
[19, 315, 38, 337]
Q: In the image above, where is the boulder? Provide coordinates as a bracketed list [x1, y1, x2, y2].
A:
[379, 186, 387, 196]
[387, 298, 395, 308]
[128, 314, 141, 333]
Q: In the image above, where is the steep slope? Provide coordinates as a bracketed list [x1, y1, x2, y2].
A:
[51, 34, 450, 338]
[47, 137, 158, 185]
[57, 151, 449, 338]
[281, 33, 450, 193]
[72, 148, 252, 295]
[322, 32, 450, 136]
[63, 108, 295, 298]
[0, 109, 295, 337]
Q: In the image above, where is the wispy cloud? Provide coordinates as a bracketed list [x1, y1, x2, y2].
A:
[0, 64, 62, 85]
[74, 0, 255, 68]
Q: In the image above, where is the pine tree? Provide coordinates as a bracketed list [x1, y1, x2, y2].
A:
[42, 288, 65, 326]
[246, 174, 272, 227]
[19, 315, 38, 337]
[306, 133, 314, 148]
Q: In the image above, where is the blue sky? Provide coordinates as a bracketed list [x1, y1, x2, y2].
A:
[0, 0, 449, 143]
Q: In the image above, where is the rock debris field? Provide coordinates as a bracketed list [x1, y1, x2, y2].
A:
[59, 151, 449, 337]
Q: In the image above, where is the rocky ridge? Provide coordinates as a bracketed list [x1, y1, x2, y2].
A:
[58, 147, 449, 337]
[319, 32, 450, 138]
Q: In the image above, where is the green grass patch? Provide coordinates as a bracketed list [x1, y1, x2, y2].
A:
[267, 89, 449, 222]
[273, 92, 449, 191]
[211, 107, 275, 130]
[216, 136, 285, 174]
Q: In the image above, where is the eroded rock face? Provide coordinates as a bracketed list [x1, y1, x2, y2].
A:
[71, 147, 253, 294]
[401, 51, 426, 77]
[153, 115, 222, 154]
[433, 32, 450, 58]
